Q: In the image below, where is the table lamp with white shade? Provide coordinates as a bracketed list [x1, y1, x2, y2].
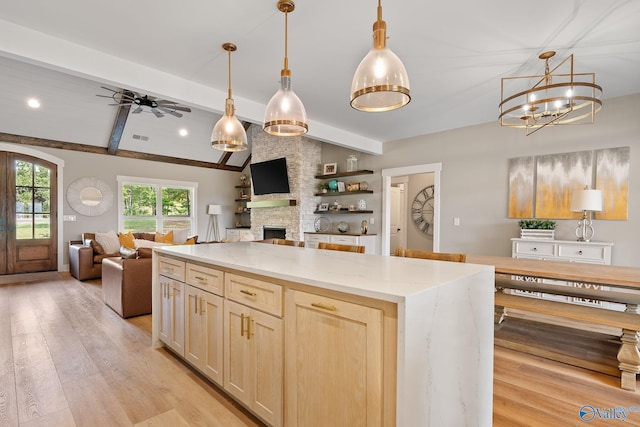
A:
[570, 187, 602, 242]
[206, 204, 222, 242]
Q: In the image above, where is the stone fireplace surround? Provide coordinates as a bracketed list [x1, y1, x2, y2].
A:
[248, 125, 321, 242]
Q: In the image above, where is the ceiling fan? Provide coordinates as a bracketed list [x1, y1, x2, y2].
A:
[97, 86, 192, 118]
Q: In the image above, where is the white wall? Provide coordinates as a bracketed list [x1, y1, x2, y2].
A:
[323, 93, 640, 267]
[13, 146, 241, 268]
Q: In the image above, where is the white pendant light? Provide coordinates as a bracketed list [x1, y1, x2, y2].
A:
[212, 42, 248, 152]
[263, 0, 308, 137]
[350, 0, 411, 112]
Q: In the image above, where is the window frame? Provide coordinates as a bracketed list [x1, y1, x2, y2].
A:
[117, 175, 198, 235]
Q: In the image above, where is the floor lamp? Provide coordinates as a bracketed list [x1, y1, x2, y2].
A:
[207, 204, 222, 242]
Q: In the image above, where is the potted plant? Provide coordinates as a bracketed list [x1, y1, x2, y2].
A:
[317, 182, 329, 194]
[518, 219, 556, 239]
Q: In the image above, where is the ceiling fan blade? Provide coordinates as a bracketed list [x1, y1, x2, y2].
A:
[167, 110, 183, 118]
[96, 94, 115, 98]
[157, 106, 188, 117]
[152, 108, 164, 118]
[155, 103, 192, 113]
[100, 86, 119, 93]
[131, 106, 143, 114]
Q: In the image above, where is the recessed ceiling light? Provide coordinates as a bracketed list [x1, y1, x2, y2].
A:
[27, 98, 41, 109]
[179, 129, 188, 137]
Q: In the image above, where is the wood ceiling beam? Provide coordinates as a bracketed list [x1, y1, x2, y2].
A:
[0, 132, 243, 172]
[107, 90, 134, 155]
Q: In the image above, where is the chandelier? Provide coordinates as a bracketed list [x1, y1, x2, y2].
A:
[498, 51, 602, 136]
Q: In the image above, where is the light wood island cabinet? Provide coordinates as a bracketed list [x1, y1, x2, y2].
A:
[152, 242, 495, 427]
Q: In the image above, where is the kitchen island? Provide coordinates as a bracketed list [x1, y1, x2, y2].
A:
[152, 242, 494, 427]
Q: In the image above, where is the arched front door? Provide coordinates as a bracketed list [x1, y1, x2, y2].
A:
[0, 152, 58, 274]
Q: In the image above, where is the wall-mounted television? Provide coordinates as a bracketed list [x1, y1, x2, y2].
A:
[249, 157, 291, 195]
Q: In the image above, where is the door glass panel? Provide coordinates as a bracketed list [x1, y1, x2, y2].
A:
[17, 214, 33, 239]
[14, 160, 52, 240]
[15, 161, 33, 186]
[16, 187, 33, 213]
[34, 214, 51, 239]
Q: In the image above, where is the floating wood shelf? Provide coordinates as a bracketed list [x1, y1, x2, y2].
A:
[314, 169, 374, 179]
[315, 190, 373, 197]
[313, 210, 373, 214]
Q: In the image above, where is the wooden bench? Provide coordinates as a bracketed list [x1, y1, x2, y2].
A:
[468, 255, 640, 391]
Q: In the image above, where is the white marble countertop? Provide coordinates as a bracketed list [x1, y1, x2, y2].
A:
[155, 242, 493, 303]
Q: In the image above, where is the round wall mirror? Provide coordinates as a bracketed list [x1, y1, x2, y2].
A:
[67, 177, 113, 216]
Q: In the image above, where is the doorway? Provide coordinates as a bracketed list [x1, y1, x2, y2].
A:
[381, 163, 441, 256]
[0, 152, 58, 274]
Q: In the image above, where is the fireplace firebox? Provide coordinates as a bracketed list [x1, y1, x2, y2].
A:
[263, 226, 286, 240]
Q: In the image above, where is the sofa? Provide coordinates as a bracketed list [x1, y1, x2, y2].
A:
[69, 231, 197, 281]
[102, 255, 152, 318]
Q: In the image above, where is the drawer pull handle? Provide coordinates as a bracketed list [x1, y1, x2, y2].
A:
[194, 275, 207, 282]
[532, 248, 537, 252]
[577, 250, 583, 255]
[311, 302, 337, 311]
[194, 295, 198, 314]
[200, 297, 204, 314]
[240, 289, 257, 297]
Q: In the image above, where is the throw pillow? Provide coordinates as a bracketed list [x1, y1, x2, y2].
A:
[89, 239, 105, 255]
[134, 239, 167, 249]
[184, 237, 196, 245]
[155, 231, 174, 243]
[118, 231, 136, 249]
[172, 228, 189, 244]
[95, 231, 120, 254]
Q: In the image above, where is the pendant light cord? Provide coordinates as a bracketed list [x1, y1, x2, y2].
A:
[227, 48, 232, 99]
[283, 10, 289, 73]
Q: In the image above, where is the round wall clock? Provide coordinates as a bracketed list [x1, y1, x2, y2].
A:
[411, 185, 435, 235]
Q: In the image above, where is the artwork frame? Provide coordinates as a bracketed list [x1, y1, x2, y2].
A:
[318, 202, 329, 212]
[323, 163, 337, 175]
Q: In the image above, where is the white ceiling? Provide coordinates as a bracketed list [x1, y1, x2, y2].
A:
[0, 0, 639, 160]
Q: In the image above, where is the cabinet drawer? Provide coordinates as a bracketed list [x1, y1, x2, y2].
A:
[513, 241, 555, 257]
[558, 244, 606, 262]
[329, 235, 358, 245]
[305, 234, 330, 244]
[186, 263, 224, 296]
[225, 273, 283, 317]
[158, 256, 185, 281]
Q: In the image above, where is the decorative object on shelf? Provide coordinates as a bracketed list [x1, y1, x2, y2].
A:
[317, 182, 329, 193]
[346, 182, 360, 192]
[328, 179, 338, 191]
[499, 51, 602, 136]
[239, 174, 248, 185]
[211, 42, 248, 151]
[263, 0, 308, 137]
[337, 181, 346, 192]
[346, 154, 358, 172]
[348, 204, 356, 212]
[357, 199, 367, 211]
[67, 176, 114, 217]
[323, 163, 337, 175]
[570, 187, 602, 242]
[359, 181, 368, 191]
[518, 219, 556, 240]
[411, 185, 434, 235]
[236, 205, 244, 213]
[351, 0, 410, 112]
[318, 202, 329, 211]
[337, 221, 350, 233]
[206, 204, 222, 242]
[314, 216, 331, 232]
[361, 219, 368, 234]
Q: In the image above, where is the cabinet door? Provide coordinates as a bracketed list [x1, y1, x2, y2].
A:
[202, 291, 224, 386]
[285, 290, 383, 427]
[224, 300, 251, 403]
[184, 285, 204, 367]
[224, 300, 283, 427]
[249, 309, 283, 427]
[169, 281, 184, 356]
[158, 277, 172, 344]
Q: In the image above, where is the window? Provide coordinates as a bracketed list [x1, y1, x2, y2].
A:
[15, 159, 51, 239]
[117, 176, 198, 235]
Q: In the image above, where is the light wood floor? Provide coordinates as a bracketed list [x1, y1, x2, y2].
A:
[1, 274, 639, 426]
